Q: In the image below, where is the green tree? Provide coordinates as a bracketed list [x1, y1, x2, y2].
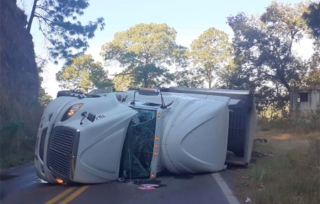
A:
[100, 23, 181, 88]
[303, 2, 320, 87]
[56, 54, 112, 92]
[189, 28, 232, 88]
[302, 69, 320, 88]
[173, 67, 204, 88]
[216, 59, 237, 88]
[36, 56, 53, 108]
[227, 1, 310, 114]
[27, 0, 105, 61]
[303, 2, 320, 38]
[171, 45, 204, 88]
[303, 41, 320, 89]
[112, 74, 134, 91]
[38, 88, 52, 108]
[227, 1, 309, 92]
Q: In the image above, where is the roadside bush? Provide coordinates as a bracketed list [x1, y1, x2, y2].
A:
[0, 85, 42, 170]
[258, 109, 320, 133]
[0, 120, 37, 169]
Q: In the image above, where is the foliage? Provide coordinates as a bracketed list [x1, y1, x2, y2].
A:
[227, 1, 310, 112]
[228, 2, 308, 92]
[38, 87, 52, 108]
[169, 45, 203, 88]
[0, 120, 36, 168]
[36, 56, 53, 108]
[215, 58, 237, 88]
[302, 2, 320, 89]
[299, 41, 320, 89]
[303, 1, 320, 39]
[189, 27, 232, 88]
[311, 39, 320, 67]
[56, 54, 113, 93]
[301, 68, 320, 89]
[112, 74, 134, 91]
[101, 23, 182, 88]
[28, 0, 105, 62]
[173, 67, 204, 88]
[259, 109, 320, 133]
[129, 64, 174, 88]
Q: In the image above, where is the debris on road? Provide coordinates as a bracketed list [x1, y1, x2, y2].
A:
[138, 184, 158, 190]
[137, 183, 167, 190]
[254, 138, 268, 143]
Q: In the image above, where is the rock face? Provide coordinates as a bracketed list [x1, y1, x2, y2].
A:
[0, 0, 40, 125]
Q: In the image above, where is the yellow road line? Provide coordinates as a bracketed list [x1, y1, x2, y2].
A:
[45, 187, 76, 204]
[59, 186, 89, 204]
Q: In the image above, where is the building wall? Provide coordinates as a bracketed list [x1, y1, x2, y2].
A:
[290, 90, 320, 112]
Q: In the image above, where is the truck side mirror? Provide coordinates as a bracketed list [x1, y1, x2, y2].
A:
[80, 112, 96, 124]
[87, 113, 96, 122]
[131, 88, 160, 105]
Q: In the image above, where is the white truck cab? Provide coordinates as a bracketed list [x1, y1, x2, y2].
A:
[34, 87, 257, 184]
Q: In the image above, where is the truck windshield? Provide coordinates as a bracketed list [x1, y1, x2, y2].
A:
[119, 108, 157, 179]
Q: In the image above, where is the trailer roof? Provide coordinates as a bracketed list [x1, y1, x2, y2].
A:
[160, 87, 252, 101]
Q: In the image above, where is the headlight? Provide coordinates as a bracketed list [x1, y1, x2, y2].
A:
[61, 103, 83, 121]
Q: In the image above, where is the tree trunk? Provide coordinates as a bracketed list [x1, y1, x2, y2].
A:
[278, 69, 291, 92]
[208, 73, 212, 88]
[143, 70, 148, 88]
[143, 59, 149, 88]
[205, 67, 213, 88]
[27, 0, 38, 33]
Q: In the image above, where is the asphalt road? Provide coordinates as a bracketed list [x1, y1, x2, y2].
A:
[0, 164, 239, 204]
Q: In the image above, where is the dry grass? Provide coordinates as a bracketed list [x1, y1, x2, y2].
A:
[233, 131, 320, 204]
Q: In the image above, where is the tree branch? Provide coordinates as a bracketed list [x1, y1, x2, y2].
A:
[34, 13, 54, 24]
[36, 5, 51, 14]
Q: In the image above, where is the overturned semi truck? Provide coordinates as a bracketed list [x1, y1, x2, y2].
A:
[34, 87, 257, 184]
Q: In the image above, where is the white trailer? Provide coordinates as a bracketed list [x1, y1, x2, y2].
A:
[34, 87, 257, 184]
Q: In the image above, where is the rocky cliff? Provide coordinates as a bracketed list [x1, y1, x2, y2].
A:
[0, 0, 40, 124]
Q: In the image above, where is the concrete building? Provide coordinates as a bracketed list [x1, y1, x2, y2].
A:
[290, 89, 320, 112]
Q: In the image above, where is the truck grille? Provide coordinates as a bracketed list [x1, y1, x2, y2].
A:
[47, 126, 79, 179]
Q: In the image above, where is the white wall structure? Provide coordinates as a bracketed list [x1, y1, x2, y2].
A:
[290, 89, 320, 112]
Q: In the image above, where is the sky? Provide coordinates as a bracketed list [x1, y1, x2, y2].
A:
[18, 0, 315, 97]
